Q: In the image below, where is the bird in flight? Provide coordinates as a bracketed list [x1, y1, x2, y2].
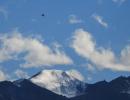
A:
[41, 13, 45, 16]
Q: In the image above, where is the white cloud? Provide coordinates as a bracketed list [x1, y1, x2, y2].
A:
[120, 46, 130, 66]
[0, 30, 73, 68]
[15, 69, 29, 79]
[71, 28, 130, 72]
[0, 7, 8, 19]
[52, 42, 62, 49]
[0, 70, 7, 81]
[87, 64, 96, 72]
[92, 14, 108, 28]
[112, 0, 127, 5]
[68, 15, 83, 24]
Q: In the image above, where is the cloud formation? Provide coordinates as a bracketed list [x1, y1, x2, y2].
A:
[0, 70, 7, 81]
[68, 15, 83, 24]
[112, 0, 127, 5]
[71, 28, 130, 72]
[92, 14, 108, 28]
[15, 69, 29, 79]
[120, 46, 130, 66]
[0, 30, 73, 68]
[0, 7, 8, 19]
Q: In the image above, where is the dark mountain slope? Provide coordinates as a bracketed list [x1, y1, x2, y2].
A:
[0, 75, 130, 100]
[70, 77, 130, 100]
[0, 79, 67, 100]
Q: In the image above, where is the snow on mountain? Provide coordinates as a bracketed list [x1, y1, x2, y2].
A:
[30, 69, 87, 98]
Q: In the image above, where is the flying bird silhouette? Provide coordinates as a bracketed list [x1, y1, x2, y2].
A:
[41, 13, 45, 16]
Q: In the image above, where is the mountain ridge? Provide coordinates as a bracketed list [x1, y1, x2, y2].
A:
[0, 71, 129, 100]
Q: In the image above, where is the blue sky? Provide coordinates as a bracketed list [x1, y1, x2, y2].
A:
[0, 0, 130, 83]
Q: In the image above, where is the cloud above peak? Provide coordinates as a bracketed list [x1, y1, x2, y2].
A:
[71, 28, 130, 72]
[0, 7, 8, 19]
[0, 30, 73, 68]
[92, 14, 108, 28]
[0, 70, 7, 81]
[68, 15, 83, 24]
[15, 69, 29, 79]
[112, 0, 127, 5]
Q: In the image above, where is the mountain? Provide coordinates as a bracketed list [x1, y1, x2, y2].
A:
[109, 76, 130, 94]
[71, 76, 130, 100]
[30, 70, 87, 98]
[0, 79, 67, 100]
[0, 71, 129, 100]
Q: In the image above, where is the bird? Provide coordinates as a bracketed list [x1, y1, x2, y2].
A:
[41, 13, 45, 16]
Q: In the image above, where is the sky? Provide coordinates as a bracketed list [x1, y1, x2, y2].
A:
[0, 0, 130, 83]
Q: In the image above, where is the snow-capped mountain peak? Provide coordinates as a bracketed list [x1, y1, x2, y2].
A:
[30, 69, 87, 98]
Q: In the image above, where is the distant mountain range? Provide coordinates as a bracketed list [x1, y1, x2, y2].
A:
[0, 70, 130, 100]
